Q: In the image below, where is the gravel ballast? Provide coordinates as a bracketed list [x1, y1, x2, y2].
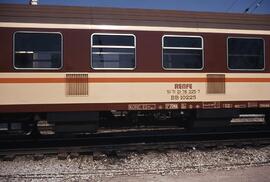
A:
[0, 146, 270, 181]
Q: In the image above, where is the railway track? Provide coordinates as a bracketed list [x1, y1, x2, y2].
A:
[0, 125, 270, 158]
[1, 160, 270, 180]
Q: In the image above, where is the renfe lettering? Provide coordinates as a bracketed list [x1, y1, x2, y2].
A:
[174, 84, 192, 89]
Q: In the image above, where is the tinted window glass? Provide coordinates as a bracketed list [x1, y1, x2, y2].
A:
[93, 35, 134, 46]
[163, 36, 203, 69]
[92, 48, 135, 68]
[163, 49, 202, 69]
[228, 38, 264, 70]
[14, 32, 62, 69]
[92, 34, 135, 69]
[164, 37, 202, 48]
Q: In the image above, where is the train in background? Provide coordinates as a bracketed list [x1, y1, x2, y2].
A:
[0, 3, 270, 135]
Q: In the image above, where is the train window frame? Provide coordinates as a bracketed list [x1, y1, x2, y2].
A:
[13, 31, 63, 70]
[227, 37, 265, 71]
[90, 33, 136, 70]
[162, 35, 204, 70]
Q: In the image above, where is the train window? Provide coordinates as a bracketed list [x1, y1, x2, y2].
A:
[227, 37, 264, 70]
[91, 33, 136, 70]
[162, 35, 203, 70]
[14, 32, 62, 69]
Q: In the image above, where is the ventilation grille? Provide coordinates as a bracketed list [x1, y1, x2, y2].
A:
[66, 74, 88, 96]
[207, 74, 225, 94]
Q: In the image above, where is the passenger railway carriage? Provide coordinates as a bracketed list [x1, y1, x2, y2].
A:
[0, 4, 270, 134]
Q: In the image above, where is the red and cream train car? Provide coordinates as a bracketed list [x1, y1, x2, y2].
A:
[0, 4, 270, 133]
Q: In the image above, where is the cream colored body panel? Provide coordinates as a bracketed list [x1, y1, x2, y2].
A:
[0, 73, 269, 106]
[1, 22, 270, 35]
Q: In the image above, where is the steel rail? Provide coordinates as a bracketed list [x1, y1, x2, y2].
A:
[0, 127, 270, 156]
